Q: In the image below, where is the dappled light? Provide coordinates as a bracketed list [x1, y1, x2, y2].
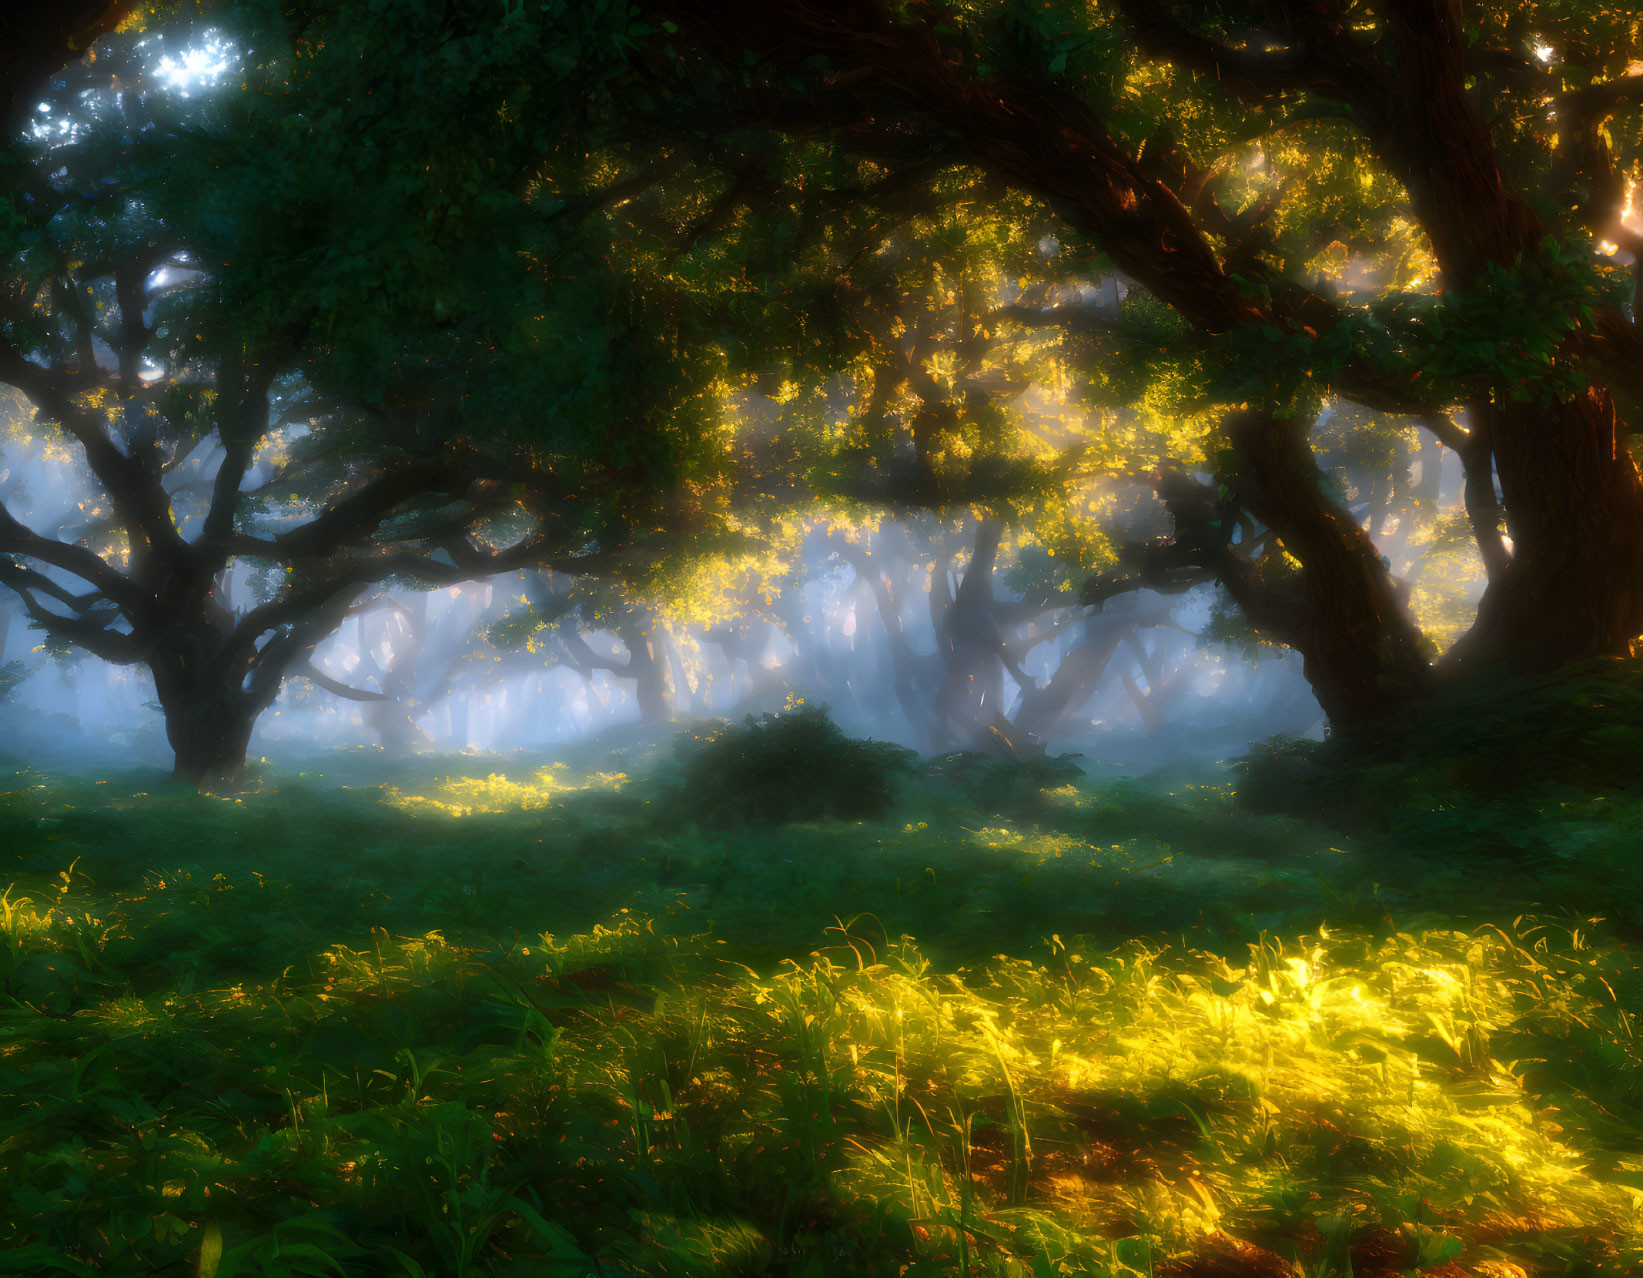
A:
[5, 744, 1643, 1273]
[382, 766, 629, 819]
[4, 0, 1643, 1273]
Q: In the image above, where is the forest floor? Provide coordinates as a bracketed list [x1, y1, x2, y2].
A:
[2, 716, 1642, 1277]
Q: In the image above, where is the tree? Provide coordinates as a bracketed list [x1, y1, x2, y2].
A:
[511, 573, 682, 725]
[636, 0, 1643, 727]
[23, 0, 1628, 766]
[0, 3, 718, 784]
[838, 516, 1185, 752]
[298, 583, 528, 757]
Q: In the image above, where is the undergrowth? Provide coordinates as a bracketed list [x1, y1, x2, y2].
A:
[669, 702, 919, 828]
[1, 731, 1640, 1276]
[1239, 659, 1643, 855]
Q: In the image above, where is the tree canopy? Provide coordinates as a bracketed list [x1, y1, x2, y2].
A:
[3, 0, 1642, 782]
[0, 1, 748, 781]
[623, 0, 1643, 709]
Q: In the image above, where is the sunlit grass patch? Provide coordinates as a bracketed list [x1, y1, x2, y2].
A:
[0, 883, 58, 961]
[382, 765, 629, 817]
[7, 900, 1643, 1274]
[3, 755, 1643, 1273]
[690, 921, 1643, 1273]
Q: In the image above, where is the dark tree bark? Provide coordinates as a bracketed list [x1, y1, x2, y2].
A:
[1457, 406, 1512, 583]
[1225, 413, 1432, 725]
[154, 644, 259, 789]
[1451, 390, 1643, 668]
[1352, 9, 1643, 667]
[1077, 414, 1431, 729]
[144, 586, 361, 787]
[0, 343, 577, 787]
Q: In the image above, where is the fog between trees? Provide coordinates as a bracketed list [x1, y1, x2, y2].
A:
[8, 376, 1497, 772]
[1, 1, 1637, 782]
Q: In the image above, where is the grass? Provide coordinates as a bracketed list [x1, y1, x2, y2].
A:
[1, 731, 1641, 1277]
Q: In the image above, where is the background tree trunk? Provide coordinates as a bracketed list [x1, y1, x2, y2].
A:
[929, 521, 1014, 752]
[841, 535, 940, 747]
[617, 610, 675, 723]
[1010, 615, 1128, 746]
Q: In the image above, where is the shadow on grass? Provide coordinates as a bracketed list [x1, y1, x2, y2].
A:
[3, 705, 1642, 1275]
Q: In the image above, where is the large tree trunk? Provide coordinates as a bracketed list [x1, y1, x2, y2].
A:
[1226, 413, 1433, 727]
[143, 581, 356, 787]
[148, 628, 257, 787]
[162, 693, 255, 788]
[1458, 404, 1511, 582]
[1450, 390, 1643, 668]
[1366, 8, 1643, 668]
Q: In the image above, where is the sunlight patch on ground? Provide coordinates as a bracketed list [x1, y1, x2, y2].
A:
[381, 765, 629, 817]
[4, 756, 1642, 1273]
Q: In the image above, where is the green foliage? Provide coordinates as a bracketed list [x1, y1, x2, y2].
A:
[1239, 658, 1643, 852]
[922, 750, 1087, 817]
[669, 702, 917, 828]
[1387, 236, 1629, 405]
[2, 748, 1642, 1274]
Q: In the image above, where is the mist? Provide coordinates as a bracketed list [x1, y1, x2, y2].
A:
[2, 510, 1334, 777]
[12, 363, 1526, 782]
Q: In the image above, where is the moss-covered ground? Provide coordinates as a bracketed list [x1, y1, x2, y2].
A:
[2, 713, 1642, 1276]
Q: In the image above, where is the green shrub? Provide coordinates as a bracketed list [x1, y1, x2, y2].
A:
[1234, 733, 1335, 816]
[1237, 658, 1643, 840]
[921, 750, 1086, 815]
[669, 702, 917, 828]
